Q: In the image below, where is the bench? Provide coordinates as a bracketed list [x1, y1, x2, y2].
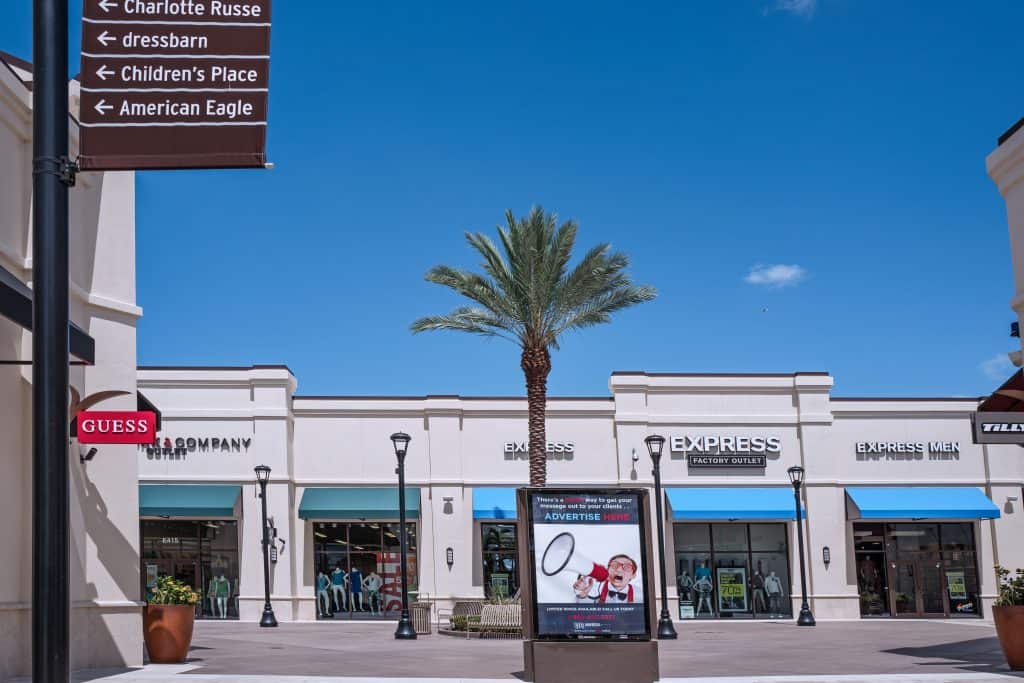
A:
[467, 603, 522, 639]
[437, 600, 484, 633]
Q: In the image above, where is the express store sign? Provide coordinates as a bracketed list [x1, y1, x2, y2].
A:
[77, 410, 157, 444]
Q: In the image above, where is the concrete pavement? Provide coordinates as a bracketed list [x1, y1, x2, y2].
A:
[14, 618, 1024, 682]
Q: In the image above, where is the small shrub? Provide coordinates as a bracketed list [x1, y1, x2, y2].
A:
[995, 565, 1024, 607]
[147, 575, 200, 606]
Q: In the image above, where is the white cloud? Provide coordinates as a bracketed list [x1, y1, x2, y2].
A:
[768, 0, 817, 18]
[744, 264, 807, 288]
[981, 353, 1016, 382]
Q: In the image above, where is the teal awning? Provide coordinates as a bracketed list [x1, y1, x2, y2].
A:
[473, 488, 517, 519]
[666, 487, 804, 520]
[139, 484, 241, 518]
[298, 487, 420, 520]
[846, 487, 1000, 520]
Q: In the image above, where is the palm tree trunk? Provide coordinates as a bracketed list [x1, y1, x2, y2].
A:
[521, 346, 551, 487]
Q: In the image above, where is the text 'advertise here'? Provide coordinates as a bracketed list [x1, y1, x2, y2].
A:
[78, 0, 272, 171]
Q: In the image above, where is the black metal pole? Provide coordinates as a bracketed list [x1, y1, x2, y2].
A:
[32, 0, 71, 680]
[394, 455, 416, 639]
[258, 479, 278, 627]
[652, 456, 677, 639]
[793, 485, 815, 626]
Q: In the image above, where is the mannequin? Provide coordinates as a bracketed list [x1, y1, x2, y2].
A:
[212, 574, 231, 619]
[752, 567, 767, 614]
[677, 570, 693, 602]
[364, 571, 383, 615]
[858, 556, 880, 593]
[207, 577, 218, 618]
[316, 571, 332, 617]
[694, 574, 713, 616]
[764, 570, 785, 615]
[695, 561, 711, 582]
[331, 564, 348, 613]
[349, 566, 364, 611]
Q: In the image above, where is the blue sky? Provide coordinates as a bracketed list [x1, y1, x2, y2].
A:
[3, 0, 1023, 397]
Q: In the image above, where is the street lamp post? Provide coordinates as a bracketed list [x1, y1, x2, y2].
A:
[254, 465, 278, 627]
[787, 465, 815, 626]
[645, 435, 677, 640]
[390, 432, 417, 640]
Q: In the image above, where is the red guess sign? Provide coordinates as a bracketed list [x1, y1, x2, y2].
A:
[77, 411, 157, 444]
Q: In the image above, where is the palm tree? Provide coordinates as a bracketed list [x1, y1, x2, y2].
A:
[411, 206, 657, 486]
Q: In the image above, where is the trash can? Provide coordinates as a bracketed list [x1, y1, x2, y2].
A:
[411, 602, 432, 635]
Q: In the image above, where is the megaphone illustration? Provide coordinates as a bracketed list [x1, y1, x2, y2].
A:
[540, 532, 601, 578]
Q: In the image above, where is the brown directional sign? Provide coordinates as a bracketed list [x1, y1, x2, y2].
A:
[78, 0, 272, 171]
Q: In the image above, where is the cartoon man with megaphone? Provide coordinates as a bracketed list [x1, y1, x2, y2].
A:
[573, 554, 643, 604]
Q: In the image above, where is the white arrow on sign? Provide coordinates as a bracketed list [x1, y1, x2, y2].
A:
[94, 100, 113, 116]
[97, 31, 115, 47]
[96, 65, 114, 80]
[98, 0, 119, 11]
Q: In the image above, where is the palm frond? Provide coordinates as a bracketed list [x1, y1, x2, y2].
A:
[412, 206, 656, 351]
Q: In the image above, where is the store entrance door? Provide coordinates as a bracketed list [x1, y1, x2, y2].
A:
[889, 555, 948, 618]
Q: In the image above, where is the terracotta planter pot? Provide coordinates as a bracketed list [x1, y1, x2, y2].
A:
[994, 605, 1024, 670]
[143, 604, 196, 664]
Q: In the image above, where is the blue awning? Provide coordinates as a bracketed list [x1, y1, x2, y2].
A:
[846, 487, 1000, 520]
[666, 487, 804, 520]
[473, 488, 517, 519]
[139, 484, 241, 518]
[298, 487, 421, 520]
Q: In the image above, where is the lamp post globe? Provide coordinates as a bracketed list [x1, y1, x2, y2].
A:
[254, 465, 278, 627]
[645, 435, 677, 640]
[390, 432, 417, 640]
[787, 465, 815, 627]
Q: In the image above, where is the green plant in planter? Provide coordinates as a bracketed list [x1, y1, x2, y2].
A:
[147, 575, 200, 606]
[995, 565, 1024, 607]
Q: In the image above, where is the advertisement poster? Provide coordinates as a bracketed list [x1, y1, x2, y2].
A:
[717, 567, 748, 612]
[528, 490, 649, 640]
[947, 571, 967, 600]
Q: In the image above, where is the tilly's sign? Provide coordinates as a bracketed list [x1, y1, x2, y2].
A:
[77, 410, 157, 444]
[78, 0, 272, 170]
[972, 413, 1024, 445]
[670, 435, 780, 468]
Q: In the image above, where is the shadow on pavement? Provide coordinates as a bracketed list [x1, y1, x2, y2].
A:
[885, 635, 1024, 678]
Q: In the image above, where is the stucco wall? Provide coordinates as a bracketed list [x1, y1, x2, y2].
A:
[135, 368, 1024, 626]
[0, 60, 142, 679]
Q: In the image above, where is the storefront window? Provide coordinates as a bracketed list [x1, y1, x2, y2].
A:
[853, 522, 980, 618]
[674, 523, 792, 619]
[140, 519, 240, 620]
[481, 523, 518, 598]
[313, 521, 417, 620]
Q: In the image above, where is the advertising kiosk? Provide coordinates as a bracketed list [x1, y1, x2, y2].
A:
[518, 488, 659, 683]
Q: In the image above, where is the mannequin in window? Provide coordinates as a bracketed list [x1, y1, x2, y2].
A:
[331, 563, 348, 612]
[212, 574, 231, 619]
[677, 570, 694, 602]
[207, 577, 218, 618]
[764, 569, 785, 615]
[316, 571, 332, 618]
[751, 566, 767, 614]
[858, 556, 880, 594]
[693, 573, 713, 616]
[349, 566, 364, 611]
[364, 570, 383, 615]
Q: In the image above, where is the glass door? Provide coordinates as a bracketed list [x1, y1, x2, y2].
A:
[886, 524, 949, 618]
[891, 560, 919, 616]
[918, 555, 947, 615]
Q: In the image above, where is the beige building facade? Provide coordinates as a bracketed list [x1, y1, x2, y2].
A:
[0, 53, 143, 680]
[136, 367, 1024, 627]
